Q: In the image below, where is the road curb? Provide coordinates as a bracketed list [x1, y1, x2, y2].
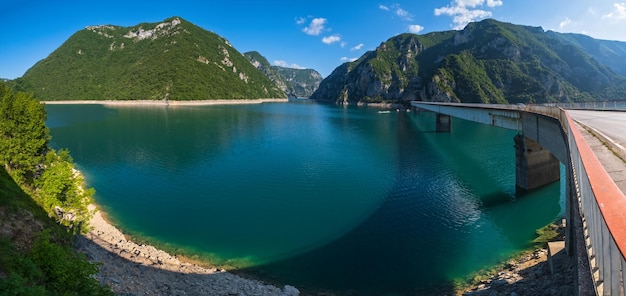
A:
[574, 120, 626, 163]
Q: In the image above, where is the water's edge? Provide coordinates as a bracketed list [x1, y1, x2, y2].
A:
[79, 200, 564, 296]
[77, 202, 299, 295]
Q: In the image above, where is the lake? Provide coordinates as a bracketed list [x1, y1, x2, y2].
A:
[46, 101, 562, 295]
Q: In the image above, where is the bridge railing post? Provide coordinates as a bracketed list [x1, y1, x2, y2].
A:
[609, 238, 623, 295]
[622, 255, 626, 296]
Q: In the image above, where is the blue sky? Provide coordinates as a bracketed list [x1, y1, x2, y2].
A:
[1, 0, 626, 79]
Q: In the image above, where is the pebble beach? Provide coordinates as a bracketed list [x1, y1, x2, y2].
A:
[76, 205, 300, 295]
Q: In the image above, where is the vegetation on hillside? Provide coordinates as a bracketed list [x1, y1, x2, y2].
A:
[244, 51, 323, 98]
[16, 17, 286, 101]
[0, 82, 111, 295]
[547, 31, 626, 77]
[311, 18, 626, 104]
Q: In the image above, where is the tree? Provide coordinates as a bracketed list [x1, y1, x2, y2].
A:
[0, 83, 49, 185]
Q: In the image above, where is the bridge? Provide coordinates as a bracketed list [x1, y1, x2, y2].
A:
[411, 101, 626, 296]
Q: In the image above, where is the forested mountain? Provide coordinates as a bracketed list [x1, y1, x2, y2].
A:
[244, 51, 323, 98]
[15, 17, 286, 101]
[547, 31, 626, 77]
[311, 19, 626, 105]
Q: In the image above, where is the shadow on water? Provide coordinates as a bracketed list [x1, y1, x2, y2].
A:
[222, 114, 484, 295]
[233, 112, 459, 295]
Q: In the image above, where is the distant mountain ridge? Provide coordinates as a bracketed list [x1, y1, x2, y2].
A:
[16, 17, 286, 101]
[546, 31, 626, 77]
[311, 19, 626, 105]
[244, 51, 322, 98]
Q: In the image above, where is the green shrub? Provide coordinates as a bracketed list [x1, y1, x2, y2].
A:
[34, 150, 94, 234]
[27, 231, 111, 295]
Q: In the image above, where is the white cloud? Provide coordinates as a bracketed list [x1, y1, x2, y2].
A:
[603, 2, 626, 20]
[559, 17, 573, 28]
[454, 0, 503, 8]
[380, 4, 414, 21]
[408, 24, 425, 33]
[303, 18, 327, 36]
[434, 0, 502, 30]
[322, 34, 341, 44]
[295, 17, 306, 25]
[396, 8, 414, 21]
[486, 0, 503, 7]
[340, 57, 358, 62]
[588, 7, 597, 15]
[351, 43, 364, 51]
[543, 3, 625, 42]
[456, 0, 484, 8]
[274, 60, 305, 69]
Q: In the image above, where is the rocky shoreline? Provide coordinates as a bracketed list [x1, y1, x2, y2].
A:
[76, 205, 299, 295]
[458, 221, 576, 296]
[77, 206, 574, 296]
[69, 143, 574, 296]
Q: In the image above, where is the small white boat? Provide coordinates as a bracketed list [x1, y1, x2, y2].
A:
[378, 110, 391, 114]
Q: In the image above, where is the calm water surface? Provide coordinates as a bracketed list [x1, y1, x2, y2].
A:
[46, 101, 562, 295]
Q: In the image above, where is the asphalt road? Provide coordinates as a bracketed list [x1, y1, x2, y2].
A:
[567, 110, 626, 149]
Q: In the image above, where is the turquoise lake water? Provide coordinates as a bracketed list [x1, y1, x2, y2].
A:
[45, 101, 563, 295]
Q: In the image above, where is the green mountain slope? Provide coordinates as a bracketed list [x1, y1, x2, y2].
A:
[244, 51, 322, 98]
[311, 19, 626, 104]
[17, 17, 286, 101]
[547, 31, 626, 77]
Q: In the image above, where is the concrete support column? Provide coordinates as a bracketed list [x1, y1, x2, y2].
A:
[514, 133, 560, 190]
[436, 113, 451, 132]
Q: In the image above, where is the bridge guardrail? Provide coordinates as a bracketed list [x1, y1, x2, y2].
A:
[564, 109, 626, 296]
[547, 101, 626, 111]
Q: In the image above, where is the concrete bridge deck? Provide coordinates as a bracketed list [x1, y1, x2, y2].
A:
[569, 110, 626, 193]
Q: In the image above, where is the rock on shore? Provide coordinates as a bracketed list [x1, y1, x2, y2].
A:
[76, 206, 299, 295]
[460, 221, 576, 296]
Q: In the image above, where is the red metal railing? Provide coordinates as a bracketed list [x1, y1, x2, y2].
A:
[564, 110, 626, 296]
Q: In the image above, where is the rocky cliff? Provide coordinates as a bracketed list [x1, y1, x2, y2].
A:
[244, 51, 322, 98]
[311, 19, 626, 105]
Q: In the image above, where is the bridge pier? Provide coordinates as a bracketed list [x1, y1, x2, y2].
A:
[436, 113, 451, 132]
[514, 133, 561, 190]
